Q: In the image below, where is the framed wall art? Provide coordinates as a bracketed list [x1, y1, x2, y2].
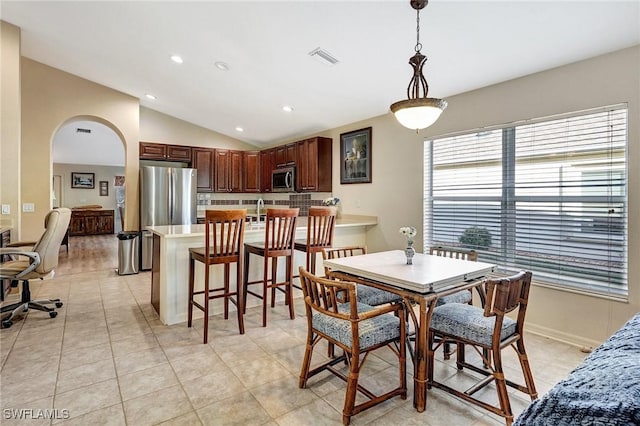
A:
[99, 181, 109, 196]
[71, 172, 95, 189]
[340, 127, 372, 184]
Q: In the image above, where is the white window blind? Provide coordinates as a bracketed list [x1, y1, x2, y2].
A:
[424, 106, 628, 298]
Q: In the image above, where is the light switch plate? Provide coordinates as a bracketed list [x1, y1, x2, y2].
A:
[1, 204, 9, 215]
[22, 203, 35, 213]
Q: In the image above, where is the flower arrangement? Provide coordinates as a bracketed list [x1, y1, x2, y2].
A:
[322, 197, 340, 206]
[399, 226, 417, 264]
[399, 226, 417, 240]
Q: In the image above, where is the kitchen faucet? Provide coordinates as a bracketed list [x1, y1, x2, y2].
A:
[256, 198, 264, 216]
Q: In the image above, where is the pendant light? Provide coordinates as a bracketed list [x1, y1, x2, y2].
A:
[390, 0, 447, 131]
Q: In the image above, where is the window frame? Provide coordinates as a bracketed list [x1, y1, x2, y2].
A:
[424, 104, 628, 300]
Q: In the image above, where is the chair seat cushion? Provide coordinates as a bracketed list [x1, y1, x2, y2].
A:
[435, 290, 472, 306]
[430, 303, 517, 346]
[357, 286, 401, 306]
[313, 302, 400, 350]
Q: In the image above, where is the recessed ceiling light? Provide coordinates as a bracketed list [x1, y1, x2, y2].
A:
[171, 55, 183, 64]
[235, 126, 244, 132]
[282, 105, 294, 113]
[214, 61, 229, 71]
[145, 94, 157, 100]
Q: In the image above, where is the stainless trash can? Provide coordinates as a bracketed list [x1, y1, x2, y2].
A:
[117, 231, 139, 275]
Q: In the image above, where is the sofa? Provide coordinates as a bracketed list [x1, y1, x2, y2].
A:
[514, 312, 640, 425]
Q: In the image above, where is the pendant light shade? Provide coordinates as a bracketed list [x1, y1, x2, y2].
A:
[390, 98, 447, 130]
[390, 0, 447, 131]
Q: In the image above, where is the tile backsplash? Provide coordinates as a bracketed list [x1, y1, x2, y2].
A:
[197, 192, 329, 216]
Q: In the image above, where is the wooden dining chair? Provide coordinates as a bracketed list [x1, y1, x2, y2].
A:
[243, 208, 299, 327]
[429, 245, 478, 359]
[322, 246, 401, 307]
[427, 270, 538, 425]
[298, 267, 407, 425]
[188, 209, 246, 344]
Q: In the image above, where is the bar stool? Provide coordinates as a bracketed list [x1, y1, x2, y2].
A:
[294, 206, 337, 279]
[243, 208, 299, 327]
[188, 209, 247, 344]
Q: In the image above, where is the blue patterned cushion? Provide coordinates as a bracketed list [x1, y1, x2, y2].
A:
[430, 303, 517, 346]
[313, 302, 401, 350]
[357, 286, 402, 306]
[436, 290, 472, 306]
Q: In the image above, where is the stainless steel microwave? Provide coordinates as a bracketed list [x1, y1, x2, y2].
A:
[272, 166, 296, 192]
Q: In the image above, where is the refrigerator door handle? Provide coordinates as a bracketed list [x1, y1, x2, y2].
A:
[168, 168, 174, 224]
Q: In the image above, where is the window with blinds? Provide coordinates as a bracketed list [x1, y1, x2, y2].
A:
[424, 105, 628, 298]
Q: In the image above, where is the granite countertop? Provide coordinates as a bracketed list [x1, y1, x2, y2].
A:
[147, 214, 377, 238]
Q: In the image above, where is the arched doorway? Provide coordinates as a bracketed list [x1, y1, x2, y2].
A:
[52, 117, 126, 233]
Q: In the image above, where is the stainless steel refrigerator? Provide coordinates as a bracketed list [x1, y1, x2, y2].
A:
[139, 166, 197, 270]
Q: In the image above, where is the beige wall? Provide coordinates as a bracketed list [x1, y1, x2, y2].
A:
[140, 107, 257, 150]
[20, 59, 140, 238]
[53, 163, 125, 210]
[308, 46, 639, 348]
[0, 21, 21, 239]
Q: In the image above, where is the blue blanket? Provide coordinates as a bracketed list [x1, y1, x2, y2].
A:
[514, 313, 640, 426]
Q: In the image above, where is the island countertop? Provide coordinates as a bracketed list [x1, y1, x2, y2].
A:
[147, 214, 377, 325]
[146, 214, 377, 238]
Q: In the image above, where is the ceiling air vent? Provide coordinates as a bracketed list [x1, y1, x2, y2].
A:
[309, 47, 339, 66]
[76, 128, 92, 134]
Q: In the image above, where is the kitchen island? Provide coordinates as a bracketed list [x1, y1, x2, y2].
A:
[147, 214, 377, 325]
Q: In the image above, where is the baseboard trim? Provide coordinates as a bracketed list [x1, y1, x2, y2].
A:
[526, 322, 602, 350]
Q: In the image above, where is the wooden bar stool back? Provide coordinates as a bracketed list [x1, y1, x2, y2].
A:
[294, 206, 337, 276]
[243, 208, 299, 327]
[188, 209, 247, 344]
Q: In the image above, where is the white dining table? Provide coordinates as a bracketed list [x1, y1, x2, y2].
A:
[323, 249, 496, 412]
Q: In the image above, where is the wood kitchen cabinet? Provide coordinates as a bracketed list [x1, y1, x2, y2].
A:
[139, 142, 192, 162]
[69, 210, 114, 236]
[192, 148, 215, 192]
[214, 149, 243, 192]
[274, 143, 296, 168]
[296, 136, 332, 192]
[243, 151, 261, 193]
[260, 149, 275, 192]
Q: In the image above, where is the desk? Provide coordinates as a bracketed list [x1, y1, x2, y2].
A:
[323, 250, 495, 412]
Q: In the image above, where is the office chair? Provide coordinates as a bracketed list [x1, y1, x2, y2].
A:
[0, 208, 71, 328]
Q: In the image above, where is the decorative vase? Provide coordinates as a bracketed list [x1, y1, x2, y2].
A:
[405, 239, 416, 265]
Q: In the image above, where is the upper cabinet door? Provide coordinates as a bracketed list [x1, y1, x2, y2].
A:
[296, 137, 332, 192]
[192, 148, 214, 192]
[260, 149, 275, 192]
[140, 142, 191, 162]
[139, 142, 167, 160]
[243, 151, 261, 193]
[229, 150, 243, 192]
[166, 145, 192, 162]
[214, 149, 231, 192]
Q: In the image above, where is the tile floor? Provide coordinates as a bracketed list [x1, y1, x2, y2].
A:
[0, 235, 588, 425]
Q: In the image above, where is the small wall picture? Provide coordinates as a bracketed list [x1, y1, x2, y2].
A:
[114, 175, 125, 187]
[99, 181, 109, 196]
[340, 127, 372, 184]
[71, 172, 95, 189]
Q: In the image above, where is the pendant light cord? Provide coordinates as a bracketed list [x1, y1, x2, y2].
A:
[415, 6, 422, 53]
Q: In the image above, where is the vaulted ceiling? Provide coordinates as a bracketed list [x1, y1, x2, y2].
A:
[4, 1, 639, 162]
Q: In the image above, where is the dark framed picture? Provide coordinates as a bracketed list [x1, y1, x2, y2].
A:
[340, 127, 372, 184]
[71, 172, 95, 189]
[99, 181, 108, 196]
